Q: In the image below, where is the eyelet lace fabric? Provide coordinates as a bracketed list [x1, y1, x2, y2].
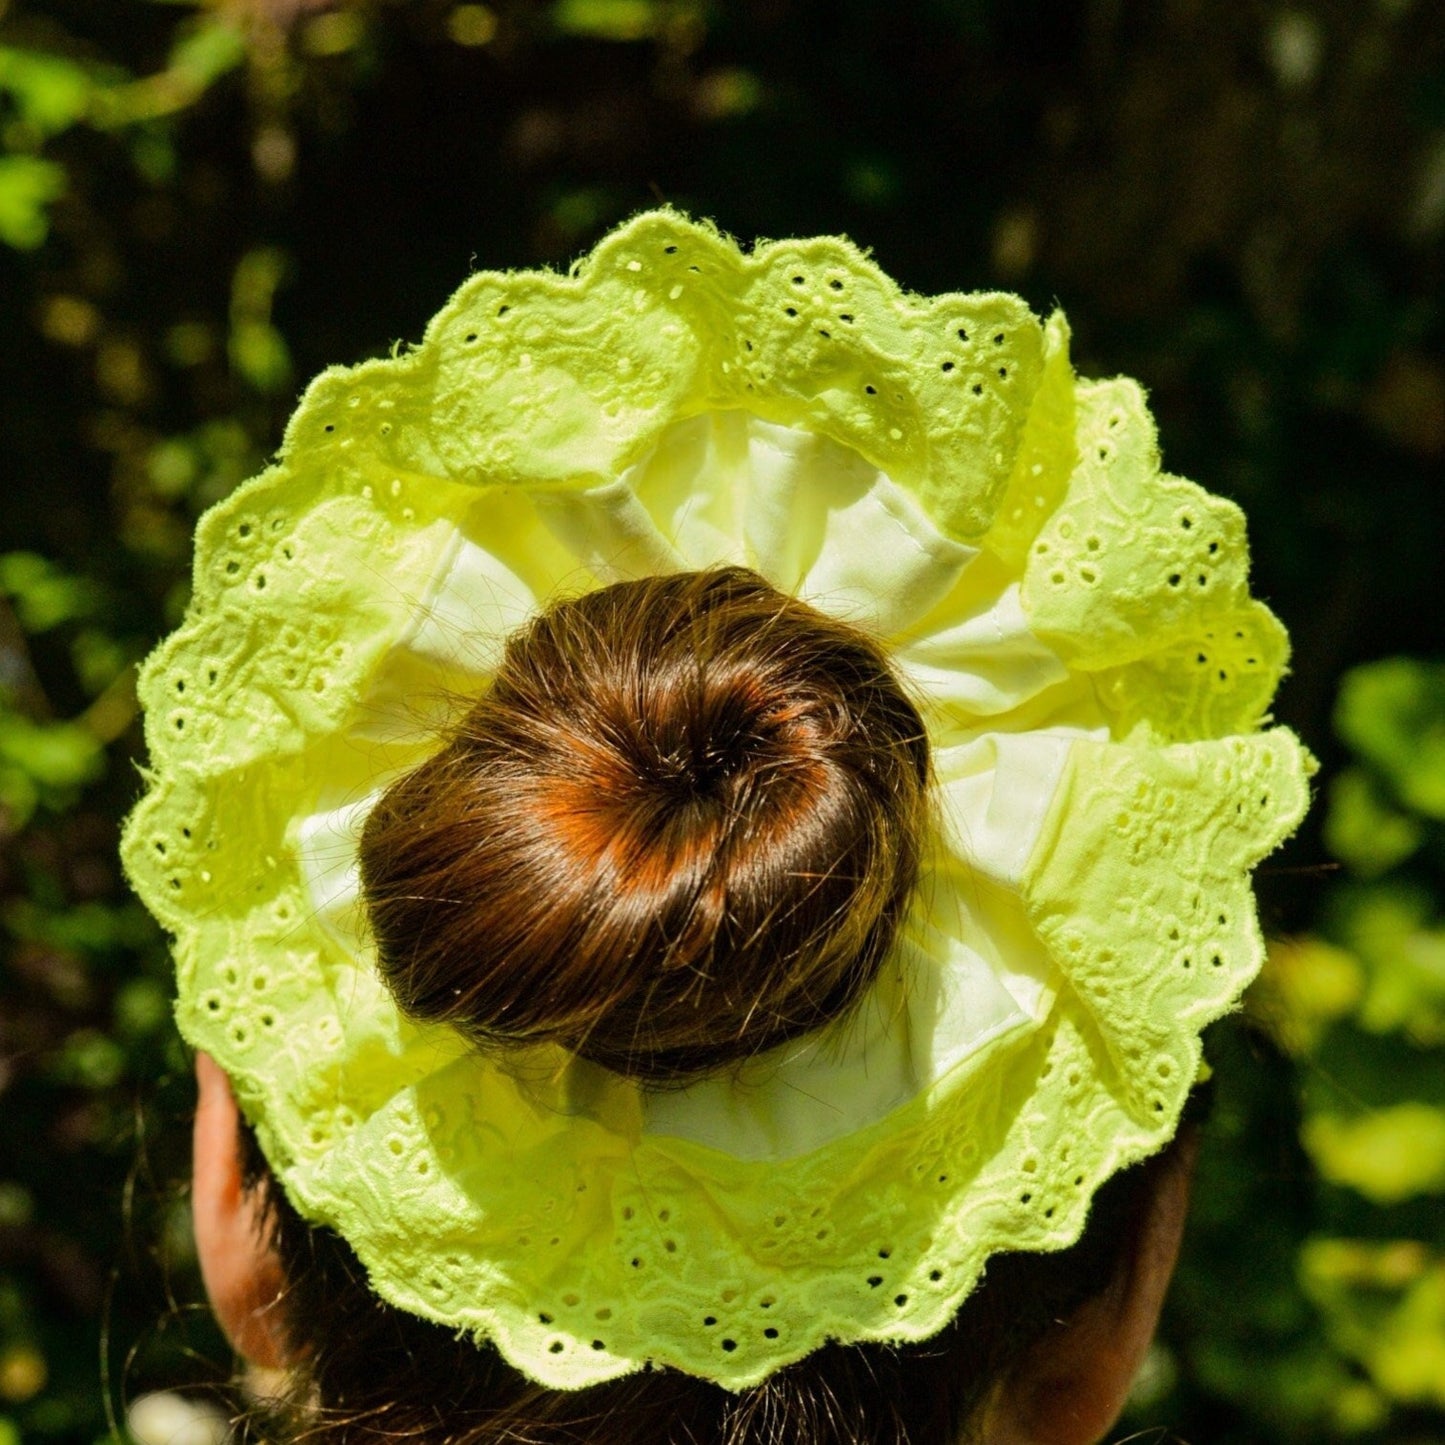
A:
[122, 211, 1312, 1390]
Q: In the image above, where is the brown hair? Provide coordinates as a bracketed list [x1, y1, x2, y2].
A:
[359, 567, 930, 1079]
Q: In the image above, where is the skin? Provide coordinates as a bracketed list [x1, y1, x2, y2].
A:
[191, 1051, 289, 1371]
[976, 1128, 1199, 1444]
[193, 1051, 1197, 1442]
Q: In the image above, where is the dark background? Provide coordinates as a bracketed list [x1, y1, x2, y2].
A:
[1, 2, 1443, 1440]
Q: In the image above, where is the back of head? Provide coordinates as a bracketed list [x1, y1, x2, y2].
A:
[360, 566, 930, 1080]
[240, 566, 1176, 1443]
[132, 215, 1309, 1445]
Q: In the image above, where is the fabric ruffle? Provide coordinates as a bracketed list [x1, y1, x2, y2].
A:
[122, 211, 1312, 1390]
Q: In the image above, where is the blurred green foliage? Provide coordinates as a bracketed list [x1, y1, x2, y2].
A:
[0, 155, 64, 249]
[1335, 661, 1445, 826]
[0, 0, 1442, 1441]
[1237, 657, 1445, 1437]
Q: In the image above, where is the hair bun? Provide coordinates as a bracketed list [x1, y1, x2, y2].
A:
[360, 567, 929, 1081]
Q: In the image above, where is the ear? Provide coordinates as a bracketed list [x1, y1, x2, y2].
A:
[192, 1051, 290, 1371]
[978, 1130, 1200, 1445]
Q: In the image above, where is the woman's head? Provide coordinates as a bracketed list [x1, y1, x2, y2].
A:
[191, 568, 1199, 1444]
[133, 213, 1312, 1445]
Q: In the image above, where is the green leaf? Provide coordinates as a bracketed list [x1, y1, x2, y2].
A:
[228, 319, 292, 394]
[167, 17, 247, 92]
[1302, 1242, 1445, 1409]
[1324, 766, 1424, 876]
[1303, 1104, 1445, 1204]
[0, 552, 99, 631]
[1251, 935, 1364, 1056]
[70, 629, 133, 696]
[552, 0, 662, 41]
[1336, 658, 1445, 821]
[229, 248, 292, 393]
[1331, 883, 1445, 1043]
[0, 47, 94, 136]
[0, 769, 37, 828]
[0, 714, 103, 790]
[0, 1185, 34, 1230]
[0, 155, 66, 250]
[3, 897, 154, 952]
[114, 977, 170, 1041]
[843, 156, 902, 208]
[50, 1029, 125, 1090]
